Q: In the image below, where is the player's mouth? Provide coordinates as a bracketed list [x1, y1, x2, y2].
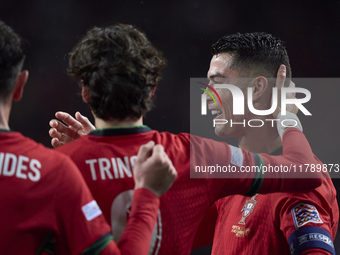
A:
[207, 100, 224, 119]
[210, 109, 223, 119]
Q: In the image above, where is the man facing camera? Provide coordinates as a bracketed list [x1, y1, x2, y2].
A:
[193, 32, 338, 255]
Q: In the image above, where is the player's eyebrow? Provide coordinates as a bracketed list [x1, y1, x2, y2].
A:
[208, 73, 227, 82]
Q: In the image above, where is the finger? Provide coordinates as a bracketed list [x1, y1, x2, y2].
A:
[55, 112, 82, 130]
[291, 81, 296, 97]
[75, 112, 87, 125]
[49, 119, 68, 133]
[49, 127, 76, 145]
[166, 153, 176, 173]
[49, 119, 59, 128]
[51, 137, 63, 148]
[151, 144, 165, 156]
[54, 112, 86, 138]
[163, 152, 177, 178]
[136, 141, 155, 163]
[49, 119, 77, 139]
[171, 165, 178, 179]
[49, 127, 61, 139]
[276, 64, 286, 89]
[75, 112, 95, 134]
[159, 150, 177, 184]
[287, 81, 296, 99]
[150, 144, 169, 167]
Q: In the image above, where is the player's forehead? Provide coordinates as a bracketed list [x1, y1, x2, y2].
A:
[207, 53, 236, 81]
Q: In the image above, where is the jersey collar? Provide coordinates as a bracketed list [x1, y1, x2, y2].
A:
[89, 125, 152, 136]
[0, 129, 13, 133]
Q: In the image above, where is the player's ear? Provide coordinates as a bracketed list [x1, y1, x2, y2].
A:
[150, 85, 157, 98]
[251, 76, 268, 101]
[148, 79, 159, 98]
[13, 70, 29, 101]
[82, 85, 90, 103]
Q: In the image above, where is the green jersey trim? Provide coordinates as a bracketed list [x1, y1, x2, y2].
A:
[244, 153, 265, 196]
[90, 126, 152, 136]
[95, 125, 147, 131]
[82, 232, 113, 255]
[36, 233, 55, 255]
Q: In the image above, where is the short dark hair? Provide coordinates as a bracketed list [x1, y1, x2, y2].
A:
[211, 32, 291, 82]
[68, 24, 167, 120]
[0, 21, 25, 99]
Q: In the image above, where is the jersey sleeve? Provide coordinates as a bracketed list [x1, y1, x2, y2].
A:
[278, 189, 336, 255]
[301, 249, 332, 255]
[99, 188, 160, 255]
[190, 128, 322, 203]
[257, 128, 324, 194]
[56, 158, 160, 255]
[53, 155, 112, 255]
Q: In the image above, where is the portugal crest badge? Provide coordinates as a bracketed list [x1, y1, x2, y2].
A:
[238, 194, 258, 225]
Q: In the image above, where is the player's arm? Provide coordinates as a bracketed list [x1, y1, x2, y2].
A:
[189, 129, 318, 251]
[56, 142, 176, 255]
[100, 141, 177, 255]
[247, 70, 321, 193]
[99, 189, 160, 255]
[191, 130, 323, 198]
[191, 65, 322, 200]
[255, 65, 321, 194]
[279, 197, 335, 255]
[301, 249, 332, 255]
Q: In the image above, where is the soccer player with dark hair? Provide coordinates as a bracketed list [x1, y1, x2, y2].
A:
[192, 32, 338, 255]
[0, 20, 178, 254]
[49, 24, 327, 255]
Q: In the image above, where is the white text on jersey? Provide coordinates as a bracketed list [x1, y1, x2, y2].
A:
[0, 153, 41, 182]
[85, 156, 137, 181]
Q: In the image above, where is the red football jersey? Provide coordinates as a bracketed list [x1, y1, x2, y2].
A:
[0, 130, 112, 254]
[196, 148, 338, 255]
[0, 130, 160, 255]
[56, 126, 323, 255]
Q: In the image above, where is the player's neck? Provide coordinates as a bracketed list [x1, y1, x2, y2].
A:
[0, 101, 11, 130]
[95, 116, 143, 129]
[237, 122, 282, 154]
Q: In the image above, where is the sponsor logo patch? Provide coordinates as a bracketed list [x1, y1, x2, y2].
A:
[290, 241, 295, 255]
[292, 203, 323, 229]
[229, 145, 244, 167]
[82, 200, 102, 221]
[231, 225, 251, 238]
[298, 233, 333, 247]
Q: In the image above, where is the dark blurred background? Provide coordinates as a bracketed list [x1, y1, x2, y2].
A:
[2, 0, 339, 252]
